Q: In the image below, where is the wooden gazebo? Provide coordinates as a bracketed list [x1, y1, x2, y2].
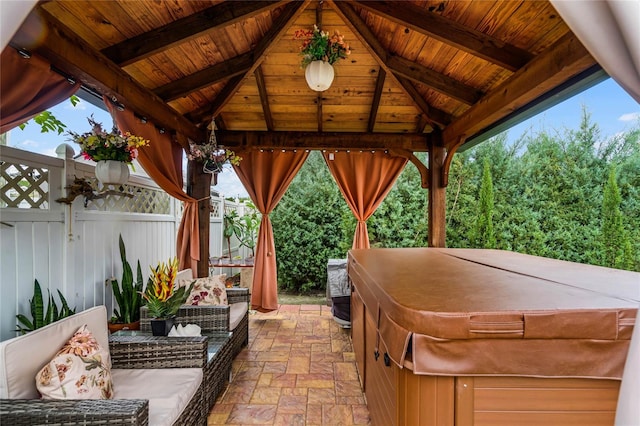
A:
[1, 0, 632, 308]
[2, 2, 640, 424]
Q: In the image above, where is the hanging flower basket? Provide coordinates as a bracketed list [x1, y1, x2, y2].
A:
[305, 60, 335, 92]
[295, 25, 350, 92]
[187, 127, 241, 175]
[67, 115, 148, 185]
[95, 160, 130, 185]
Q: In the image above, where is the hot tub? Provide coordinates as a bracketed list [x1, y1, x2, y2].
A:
[348, 248, 639, 426]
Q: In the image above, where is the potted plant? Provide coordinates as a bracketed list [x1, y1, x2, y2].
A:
[187, 139, 241, 175]
[223, 210, 241, 261]
[295, 24, 350, 91]
[16, 279, 75, 334]
[67, 115, 149, 185]
[142, 257, 194, 336]
[235, 205, 260, 263]
[106, 234, 144, 333]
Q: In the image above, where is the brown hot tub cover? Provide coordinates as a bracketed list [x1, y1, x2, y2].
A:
[348, 248, 639, 379]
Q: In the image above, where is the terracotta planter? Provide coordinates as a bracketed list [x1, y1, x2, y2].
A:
[95, 160, 129, 185]
[150, 317, 175, 336]
[107, 320, 140, 334]
[305, 60, 334, 91]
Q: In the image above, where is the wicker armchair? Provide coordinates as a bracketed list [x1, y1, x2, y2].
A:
[140, 287, 250, 357]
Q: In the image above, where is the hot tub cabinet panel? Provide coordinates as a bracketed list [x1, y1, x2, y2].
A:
[455, 376, 620, 426]
[348, 248, 639, 426]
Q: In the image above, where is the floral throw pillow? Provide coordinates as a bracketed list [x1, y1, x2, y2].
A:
[36, 324, 113, 399]
[180, 275, 228, 306]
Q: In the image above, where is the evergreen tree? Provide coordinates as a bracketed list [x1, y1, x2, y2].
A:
[368, 152, 428, 248]
[600, 166, 633, 269]
[271, 152, 349, 293]
[471, 158, 496, 248]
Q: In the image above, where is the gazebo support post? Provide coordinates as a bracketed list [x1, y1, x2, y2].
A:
[428, 131, 446, 247]
[187, 160, 212, 278]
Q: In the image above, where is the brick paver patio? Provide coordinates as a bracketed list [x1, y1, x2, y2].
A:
[207, 304, 371, 425]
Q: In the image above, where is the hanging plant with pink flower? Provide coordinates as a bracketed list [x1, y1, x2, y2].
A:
[295, 24, 351, 68]
[67, 115, 149, 164]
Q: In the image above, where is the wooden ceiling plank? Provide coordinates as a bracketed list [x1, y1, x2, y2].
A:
[187, 75, 245, 126]
[13, 7, 204, 143]
[317, 94, 324, 132]
[387, 56, 482, 105]
[330, 1, 451, 129]
[395, 77, 452, 128]
[316, 2, 324, 133]
[101, 1, 288, 66]
[442, 32, 597, 148]
[198, 1, 310, 124]
[154, 53, 254, 101]
[368, 68, 386, 132]
[330, 1, 389, 63]
[254, 65, 274, 131]
[217, 131, 429, 151]
[354, 1, 532, 72]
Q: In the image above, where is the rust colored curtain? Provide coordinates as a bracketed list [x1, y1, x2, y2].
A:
[323, 151, 407, 249]
[105, 101, 200, 271]
[233, 149, 309, 312]
[0, 48, 79, 133]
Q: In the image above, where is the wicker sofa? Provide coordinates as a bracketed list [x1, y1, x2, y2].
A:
[0, 306, 208, 426]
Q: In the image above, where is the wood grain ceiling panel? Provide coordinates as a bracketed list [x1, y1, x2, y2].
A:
[14, 0, 598, 151]
[41, 1, 127, 49]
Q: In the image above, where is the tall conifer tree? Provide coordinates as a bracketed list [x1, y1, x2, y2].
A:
[472, 158, 496, 248]
[600, 166, 633, 269]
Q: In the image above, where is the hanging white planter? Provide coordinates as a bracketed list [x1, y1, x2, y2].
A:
[95, 160, 129, 185]
[305, 60, 334, 92]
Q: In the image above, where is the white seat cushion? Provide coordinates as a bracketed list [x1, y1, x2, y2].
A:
[111, 368, 202, 426]
[229, 302, 248, 331]
[176, 269, 193, 282]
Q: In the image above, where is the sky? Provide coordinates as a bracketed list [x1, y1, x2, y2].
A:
[6, 77, 640, 199]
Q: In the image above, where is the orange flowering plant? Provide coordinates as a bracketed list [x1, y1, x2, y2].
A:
[142, 257, 193, 319]
[295, 24, 351, 67]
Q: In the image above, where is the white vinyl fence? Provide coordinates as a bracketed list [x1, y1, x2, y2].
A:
[0, 144, 248, 341]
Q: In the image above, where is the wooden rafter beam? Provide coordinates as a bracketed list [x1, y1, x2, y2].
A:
[13, 7, 204, 142]
[442, 32, 597, 148]
[155, 53, 253, 102]
[368, 68, 386, 132]
[387, 56, 482, 105]
[101, 1, 288, 66]
[330, 0, 451, 128]
[389, 149, 429, 188]
[254, 65, 274, 131]
[217, 131, 429, 152]
[192, 0, 310, 125]
[187, 75, 244, 126]
[353, 1, 533, 72]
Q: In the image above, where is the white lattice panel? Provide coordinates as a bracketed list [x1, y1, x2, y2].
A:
[1, 161, 49, 209]
[210, 198, 222, 218]
[84, 180, 170, 213]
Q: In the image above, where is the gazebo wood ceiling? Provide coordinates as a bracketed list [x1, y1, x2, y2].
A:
[10, 0, 599, 153]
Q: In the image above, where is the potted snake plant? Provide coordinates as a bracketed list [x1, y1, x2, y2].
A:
[106, 234, 144, 333]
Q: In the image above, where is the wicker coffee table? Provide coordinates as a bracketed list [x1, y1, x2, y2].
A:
[110, 330, 233, 409]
